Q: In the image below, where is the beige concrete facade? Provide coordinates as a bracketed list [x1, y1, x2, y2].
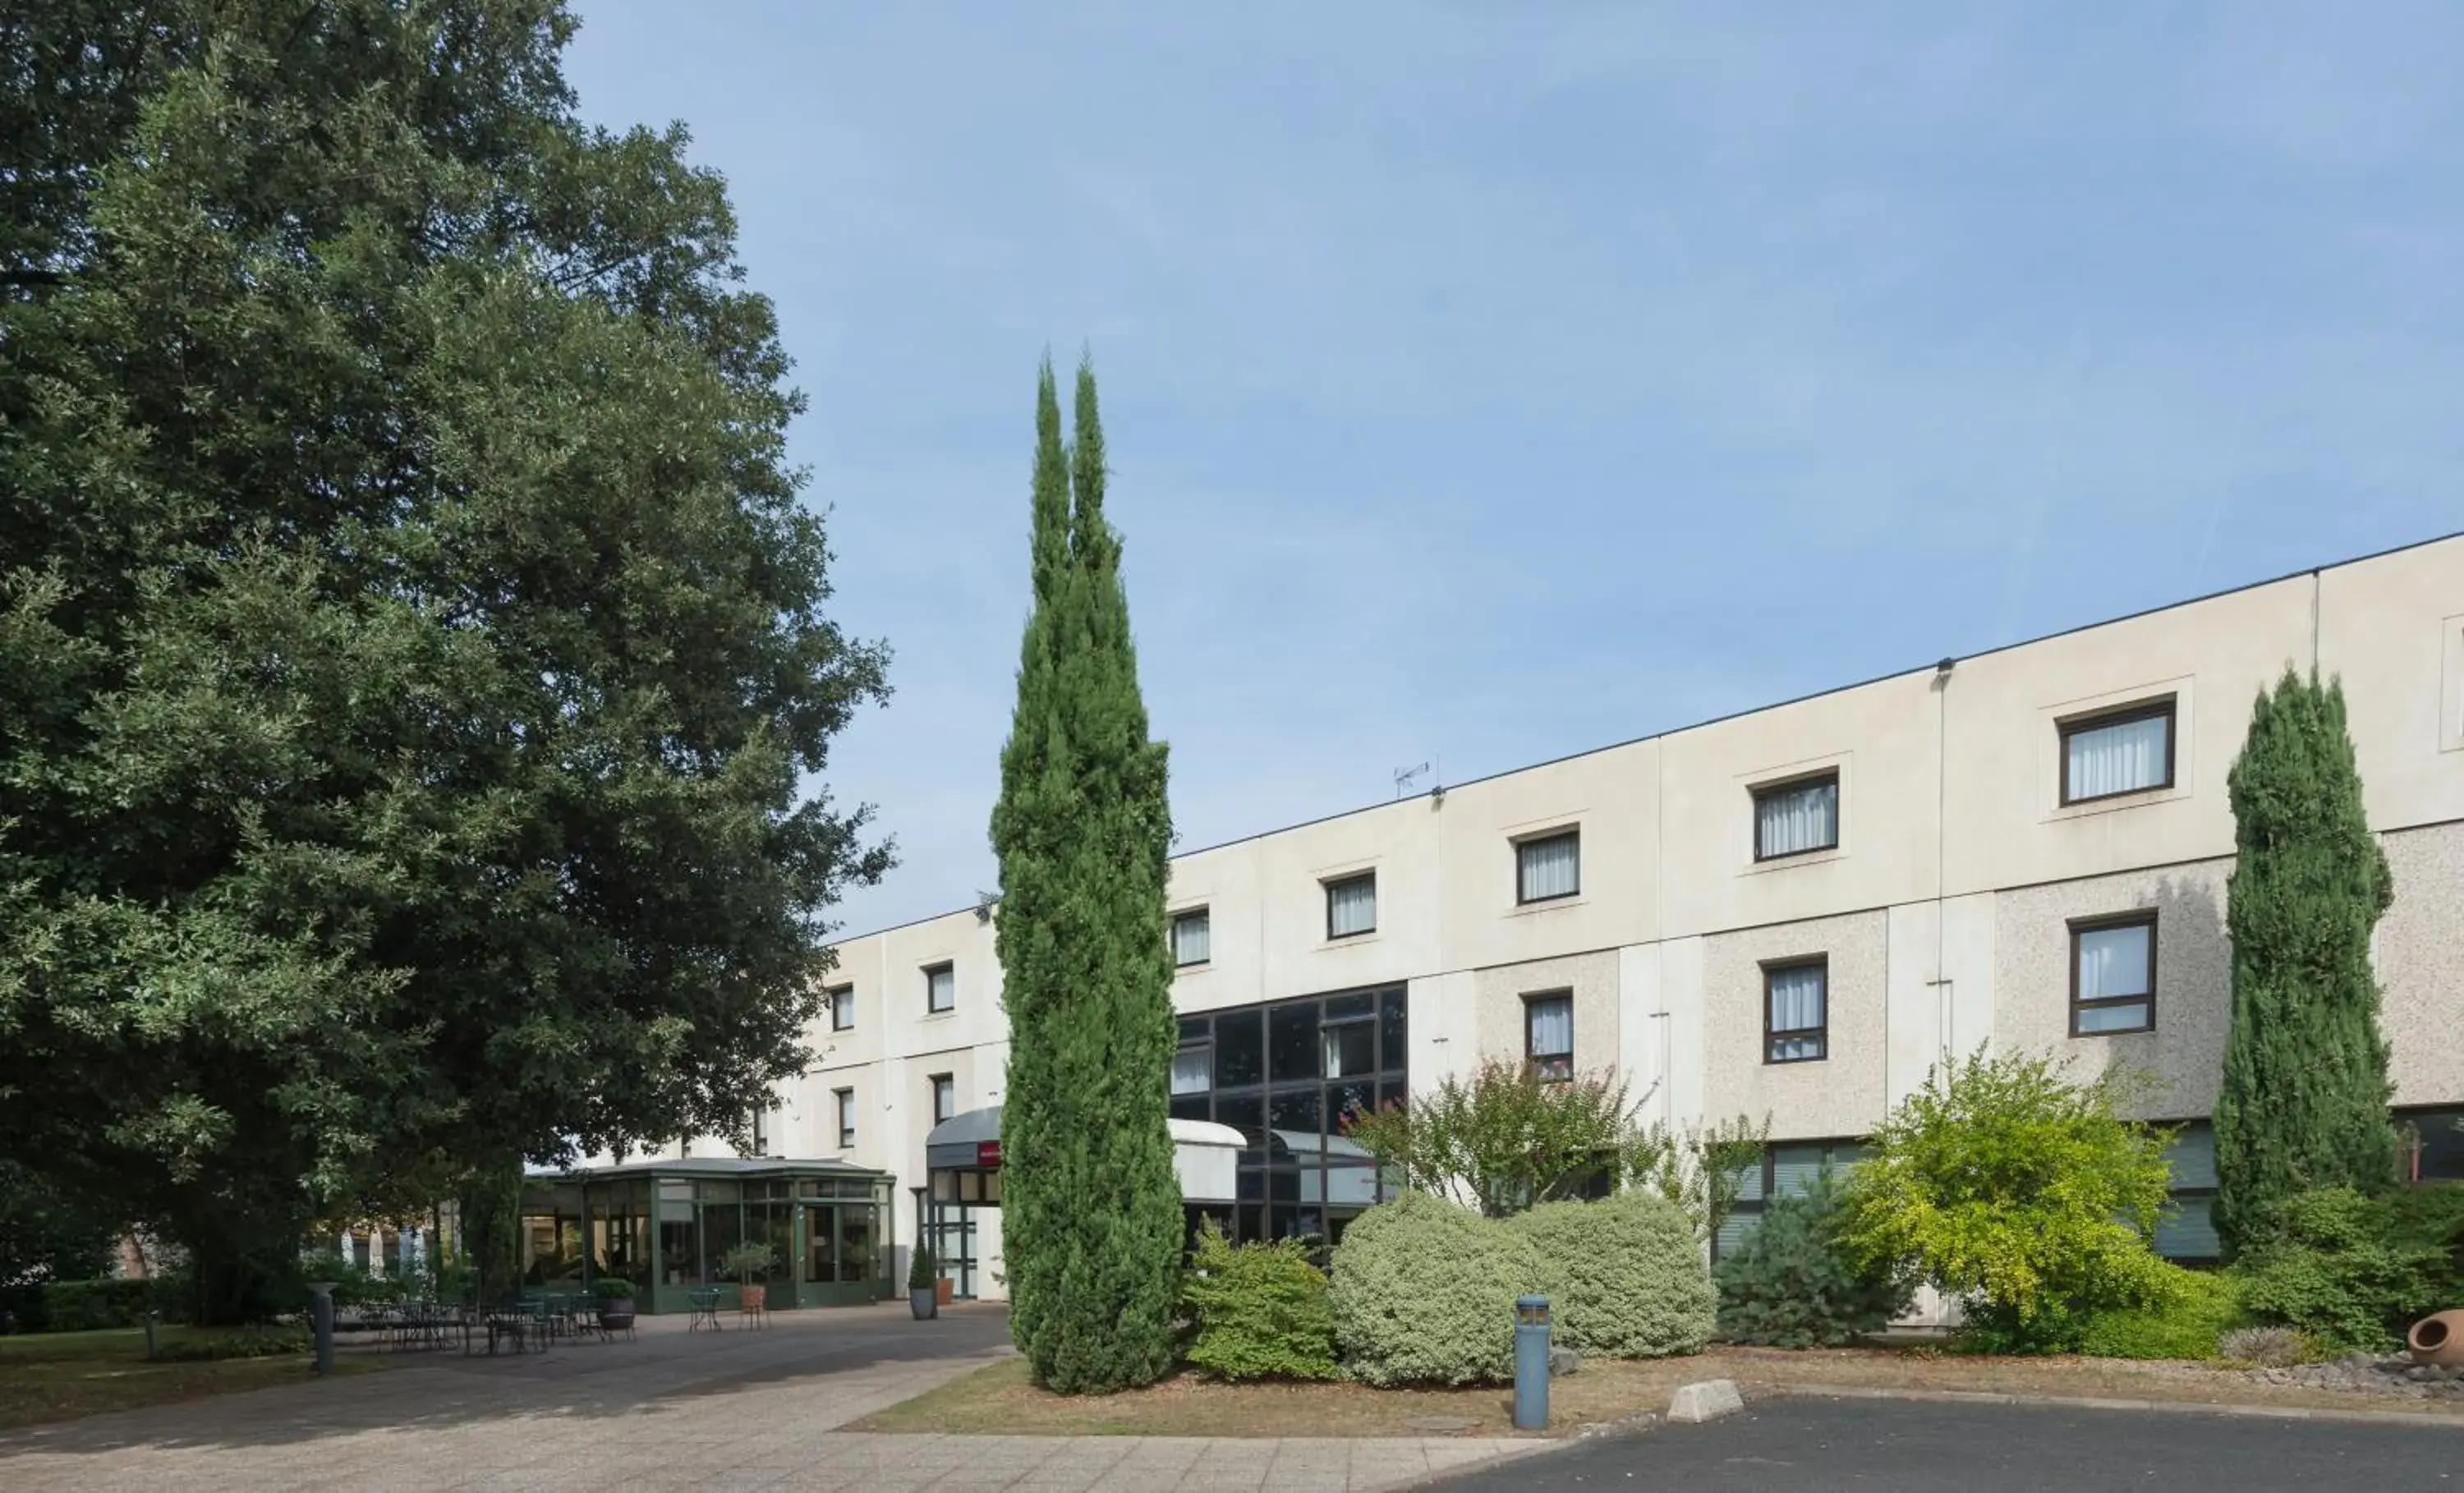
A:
[664, 533, 2464, 1292]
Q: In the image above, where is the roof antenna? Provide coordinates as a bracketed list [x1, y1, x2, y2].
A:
[1393, 761, 1430, 800]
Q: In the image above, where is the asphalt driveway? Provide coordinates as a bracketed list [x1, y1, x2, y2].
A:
[1433, 1394, 2464, 1491]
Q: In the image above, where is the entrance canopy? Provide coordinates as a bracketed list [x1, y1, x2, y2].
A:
[924, 1105, 1243, 1205]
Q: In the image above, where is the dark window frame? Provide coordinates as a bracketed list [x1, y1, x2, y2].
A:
[1762, 956, 1829, 1063]
[1513, 829, 1582, 906]
[833, 1087, 856, 1150]
[929, 1072, 955, 1125]
[1750, 771, 1841, 862]
[924, 961, 954, 1014]
[2069, 911, 2158, 1036]
[2058, 698, 2177, 806]
[1172, 907, 1211, 967]
[827, 983, 854, 1032]
[1324, 871, 1377, 940]
[1523, 989, 1574, 1081]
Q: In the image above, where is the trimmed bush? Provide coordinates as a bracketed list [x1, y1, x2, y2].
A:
[39, 1278, 160, 1332]
[1180, 1220, 1336, 1381]
[1509, 1192, 1714, 1359]
[2233, 1188, 2439, 1353]
[2074, 1265, 2244, 1360]
[1328, 1192, 1542, 1386]
[1716, 1170, 1914, 1348]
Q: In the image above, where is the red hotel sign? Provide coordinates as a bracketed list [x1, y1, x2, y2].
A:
[977, 1141, 1003, 1169]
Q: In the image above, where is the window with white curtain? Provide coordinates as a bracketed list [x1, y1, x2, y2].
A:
[1515, 830, 1580, 903]
[1764, 959, 1827, 1063]
[828, 984, 854, 1031]
[2072, 914, 2155, 1034]
[1326, 872, 1377, 939]
[2062, 701, 2174, 803]
[1526, 993, 1574, 1081]
[750, 1106, 769, 1156]
[834, 1088, 856, 1149]
[1754, 774, 1840, 860]
[1170, 1043, 1211, 1095]
[1172, 907, 1211, 967]
[931, 1073, 955, 1124]
[925, 962, 954, 1013]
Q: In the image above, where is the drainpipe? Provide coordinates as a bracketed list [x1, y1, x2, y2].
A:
[1933, 658, 1956, 1070]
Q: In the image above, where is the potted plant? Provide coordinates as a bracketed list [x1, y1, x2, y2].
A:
[722, 1242, 779, 1314]
[908, 1241, 938, 1320]
[591, 1277, 636, 1331]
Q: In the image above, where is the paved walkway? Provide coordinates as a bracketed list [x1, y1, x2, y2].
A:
[0, 1303, 1547, 1491]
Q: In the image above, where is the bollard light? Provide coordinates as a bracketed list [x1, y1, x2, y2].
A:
[1513, 1294, 1551, 1431]
[308, 1281, 338, 1377]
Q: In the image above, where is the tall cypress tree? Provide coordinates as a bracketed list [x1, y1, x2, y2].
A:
[991, 356, 1182, 1392]
[2211, 668, 2397, 1256]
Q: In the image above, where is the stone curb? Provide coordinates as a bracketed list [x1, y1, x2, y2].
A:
[1766, 1380, 2464, 1431]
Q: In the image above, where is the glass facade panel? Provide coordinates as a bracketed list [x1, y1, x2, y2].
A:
[1215, 1009, 1264, 1087]
[1269, 1002, 1319, 1083]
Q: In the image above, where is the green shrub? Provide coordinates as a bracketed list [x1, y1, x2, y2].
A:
[908, 1241, 935, 1293]
[153, 1326, 307, 1362]
[1716, 1170, 1914, 1348]
[1842, 1050, 2178, 1353]
[2387, 1183, 2464, 1302]
[1179, 1220, 1336, 1381]
[1328, 1192, 1543, 1386]
[41, 1278, 160, 1331]
[2074, 1265, 2244, 1360]
[591, 1277, 634, 1301]
[2217, 1325, 2308, 1367]
[2233, 1188, 2439, 1353]
[1506, 1192, 1713, 1359]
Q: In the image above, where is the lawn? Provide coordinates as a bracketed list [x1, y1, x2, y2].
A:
[0, 1327, 380, 1430]
[847, 1347, 2464, 1439]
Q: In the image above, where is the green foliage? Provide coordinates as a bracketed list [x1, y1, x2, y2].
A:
[1508, 1192, 1715, 1358]
[1179, 1220, 1337, 1381]
[2217, 1325, 2308, 1367]
[457, 1165, 524, 1307]
[6, 1277, 163, 1334]
[1344, 1060, 1638, 1218]
[2386, 1183, 2464, 1304]
[0, 1161, 120, 1289]
[0, 0, 889, 1321]
[590, 1277, 633, 1301]
[151, 1326, 307, 1362]
[908, 1240, 935, 1293]
[2072, 1265, 2244, 1360]
[1716, 1169, 1915, 1348]
[2231, 1188, 2439, 1354]
[2213, 671, 2399, 1256]
[1626, 1114, 1772, 1243]
[1328, 1192, 1543, 1386]
[991, 360, 1183, 1394]
[1841, 1049, 2177, 1352]
[721, 1241, 778, 1284]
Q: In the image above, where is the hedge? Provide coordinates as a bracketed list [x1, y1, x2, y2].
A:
[1510, 1192, 1715, 1358]
[1180, 1220, 1336, 1380]
[1328, 1192, 1542, 1386]
[0, 1276, 180, 1334]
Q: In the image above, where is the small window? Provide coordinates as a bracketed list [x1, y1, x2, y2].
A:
[1754, 774, 1839, 861]
[930, 1073, 955, 1124]
[828, 984, 854, 1031]
[1172, 907, 1211, 967]
[1326, 872, 1377, 939]
[925, 962, 954, 1014]
[2061, 700, 2175, 804]
[1170, 1041, 1212, 1096]
[749, 1106, 770, 1157]
[2071, 913, 2155, 1034]
[1764, 958, 1827, 1063]
[1525, 992, 1574, 1081]
[834, 1088, 856, 1150]
[1515, 829, 1580, 904]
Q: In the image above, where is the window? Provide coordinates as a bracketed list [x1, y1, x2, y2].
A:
[1525, 992, 1574, 1081]
[1326, 872, 1377, 939]
[1514, 829, 1580, 903]
[925, 962, 954, 1014]
[930, 1073, 955, 1125]
[750, 1106, 770, 1157]
[2061, 700, 2174, 804]
[828, 984, 854, 1031]
[1764, 958, 1827, 1063]
[1753, 774, 1839, 861]
[834, 1088, 855, 1150]
[2071, 913, 2155, 1034]
[1171, 1037, 1212, 1096]
[1172, 907, 1211, 967]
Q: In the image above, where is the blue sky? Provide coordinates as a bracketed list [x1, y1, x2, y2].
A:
[563, 3, 2464, 936]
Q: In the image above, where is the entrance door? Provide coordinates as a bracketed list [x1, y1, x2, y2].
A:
[804, 1204, 839, 1297]
[926, 1204, 978, 1298]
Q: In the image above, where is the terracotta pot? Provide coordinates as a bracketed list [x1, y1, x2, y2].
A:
[2408, 1310, 2464, 1367]
[934, 1277, 954, 1307]
[739, 1284, 766, 1313]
